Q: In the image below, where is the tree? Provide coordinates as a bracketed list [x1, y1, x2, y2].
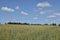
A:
[7, 22, 29, 25]
[58, 24, 60, 26]
[44, 24, 48, 25]
[22, 23, 29, 25]
[50, 23, 57, 26]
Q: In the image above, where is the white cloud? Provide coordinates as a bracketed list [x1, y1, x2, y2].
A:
[39, 10, 53, 14]
[37, 2, 51, 8]
[47, 12, 60, 18]
[21, 11, 28, 15]
[1, 7, 15, 12]
[33, 17, 39, 20]
[15, 6, 19, 10]
[40, 11, 46, 14]
[48, 15, 56, 18]
[54, 13, 60, 16]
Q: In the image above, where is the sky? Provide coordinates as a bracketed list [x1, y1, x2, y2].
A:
[0, 0, 60, 24]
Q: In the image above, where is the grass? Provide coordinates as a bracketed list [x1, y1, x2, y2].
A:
[0, 24, 60, 40]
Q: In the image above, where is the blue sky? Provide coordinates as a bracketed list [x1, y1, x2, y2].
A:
[0, 0, 60, 24]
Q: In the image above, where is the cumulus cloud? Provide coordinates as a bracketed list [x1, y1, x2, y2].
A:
[21, 11, 28, 15]
[37, 2, 51, 8]
[36, 2, 53, 14]
[1, 7, 15, 12]
[15, 6, 19, 10]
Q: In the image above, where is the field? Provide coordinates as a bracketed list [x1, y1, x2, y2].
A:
[0, 24, 60, 40]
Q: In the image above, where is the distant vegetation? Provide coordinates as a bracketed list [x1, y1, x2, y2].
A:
[6, 22, 29, 25]
[0, 22, 60, 26]
[50, 23, 57, 26]
[58, 24, 60, 26]
[44, 24, 48, 25]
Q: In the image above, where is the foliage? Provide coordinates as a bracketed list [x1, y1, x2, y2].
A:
[50, 23, 57, 26]
[7, 22, 29, 25]
[44, 24, 48, 25]
[58, 24, 60, 26]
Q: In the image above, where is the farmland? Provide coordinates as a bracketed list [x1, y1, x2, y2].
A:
[0, 24, 60, 40]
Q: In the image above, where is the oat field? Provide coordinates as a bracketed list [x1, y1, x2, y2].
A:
[0, 24, 60, 40]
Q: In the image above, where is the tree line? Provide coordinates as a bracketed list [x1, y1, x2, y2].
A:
[0, 22, 60, 26]
[5, 22, 29, 25]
